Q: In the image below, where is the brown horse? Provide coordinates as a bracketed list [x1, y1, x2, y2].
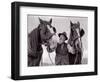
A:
[28, 18, 56, 66]
[68, 21, 85, 64]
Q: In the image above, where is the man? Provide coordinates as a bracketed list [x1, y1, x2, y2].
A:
[55, 32, 74, 65]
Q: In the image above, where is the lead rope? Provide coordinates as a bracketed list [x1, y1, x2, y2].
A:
[40, 52, 55, 66]
[47, 52, 55, 65]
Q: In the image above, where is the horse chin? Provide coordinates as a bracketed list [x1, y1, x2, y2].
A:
[43, 35, 58, 53]
[46, 46, 55, 53]
[43, 40, 55, 53]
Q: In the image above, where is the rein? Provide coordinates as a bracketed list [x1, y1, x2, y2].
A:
[47, 52, 55, 65]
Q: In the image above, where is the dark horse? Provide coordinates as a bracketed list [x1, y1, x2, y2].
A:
[28, 18, 56, 66]
[68, 21, 85, 64]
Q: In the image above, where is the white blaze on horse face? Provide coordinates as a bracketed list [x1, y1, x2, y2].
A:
[47, 25, 55, 34]
[49, 35, 58, 50]
[76, 28, 80, 37]
[76, 28, 82, 49]
[76, 28, 81, 42]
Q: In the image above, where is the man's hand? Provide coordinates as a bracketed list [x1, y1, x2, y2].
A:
[67, 44, 75, 54]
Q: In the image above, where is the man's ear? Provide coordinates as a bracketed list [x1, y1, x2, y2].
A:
[49, 18, 52, 24]
[39, 18, 43, 24]
[70, 21, 73, 26]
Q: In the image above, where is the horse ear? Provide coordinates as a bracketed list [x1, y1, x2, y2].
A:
[49, 18, 52, 24]
[39, 18, 43, 24]
[70, 21, 73, 26]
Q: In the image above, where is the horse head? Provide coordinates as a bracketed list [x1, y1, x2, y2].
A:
[69, 21, 80, 46]
[68, 21, 85, 54]
[38, 18, 57, 52]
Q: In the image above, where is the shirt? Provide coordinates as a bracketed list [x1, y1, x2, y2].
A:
[56, 43, 68, 56]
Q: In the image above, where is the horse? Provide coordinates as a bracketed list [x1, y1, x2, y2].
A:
[68, 21, 85, 64]
[28, 18, 56, 66]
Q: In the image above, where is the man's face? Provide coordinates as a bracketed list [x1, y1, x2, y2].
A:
[59, 35, 66, 44]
